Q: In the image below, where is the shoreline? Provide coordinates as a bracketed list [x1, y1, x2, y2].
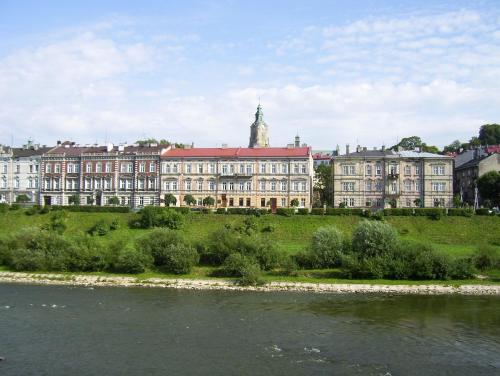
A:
[1, 271, 500, 295]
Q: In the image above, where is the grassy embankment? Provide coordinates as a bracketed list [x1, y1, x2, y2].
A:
[1, 210, 499, 285]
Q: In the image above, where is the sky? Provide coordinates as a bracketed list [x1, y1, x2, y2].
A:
[0, 0, 499, 150]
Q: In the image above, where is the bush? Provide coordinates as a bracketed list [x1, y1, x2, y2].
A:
[325, 208, 364, 216]
[171, 207, 190, 214]
[87, 220, 110, 236]
[261, 224, 275, 233]
[49, 205, 130, 213]
[383, 208, 414, 216]
[311, 208, 324, 215]
[25, 206, 40, 216]
[276, 208, 295, 216]
[352, 220, 399, 258]
[297, 208, 309, 215]
[216, 208, 227, 214]
[220, 253, 263, 286]
[0, 203, 9, 213]
[134, 206, 183, 229]
[447, 208, 474, 217]
[475, 208, 495, 216]
[473, 245, 499, 271]
[9, 204, 21, 211]
[413, 208, 446, 219]
[450, 258, 476, 279]
[43, 211, 67, 234]
[309, 226, 345, 268]
[113, 246, 150, 274]
[62, 235, 108, 272]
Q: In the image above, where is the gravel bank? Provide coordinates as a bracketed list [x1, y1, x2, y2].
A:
[0, 271, 499, 295]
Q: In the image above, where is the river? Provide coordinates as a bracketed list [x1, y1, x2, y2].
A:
[0, 284, 499, 375]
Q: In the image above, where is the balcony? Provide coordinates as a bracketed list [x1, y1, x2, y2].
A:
[387, 172, 399, 179]
[219, 172, 252, 179]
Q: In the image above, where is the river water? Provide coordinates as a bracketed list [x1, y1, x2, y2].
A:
[0, 284, 499, 376]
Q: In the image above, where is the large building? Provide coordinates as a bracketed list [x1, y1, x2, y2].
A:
[454, 152, 499, 206]
[160, 146, 313, 210]
[332, 146, 454, 208]
[0, 140, 53, 204]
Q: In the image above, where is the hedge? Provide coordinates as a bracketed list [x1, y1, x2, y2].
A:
[171, 207, 191, 214]
[276, 208, 295, 216]
[383, 208, 414, 216]
[311, 208, 325, 215]
[325, 208, 364, 216]
[475, 208, 495, 216]
[413, 208, 446, 219]
[297, 208, 309, 215]
[447, 208, 474, 217]
[49, 205, 130, 213]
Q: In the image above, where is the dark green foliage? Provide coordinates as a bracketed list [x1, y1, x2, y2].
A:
[62, 235, 108, 272]
[171, 207, 190, 214]
[220, 253, 263, 286]
[39, 206, 50, 214]
[475, 208, 495, 216]
[413, 208, 446, 219]
[113, 246, 151, 274]
[15, 194, 30, 203]
[68, 194, 80, 206]
[276, 208, 294, 216]
[164, 193, 177, 207]
[473, 245, 499, 271]
[325, 208, 364, 216]
[290, 198, 300, 207]
[9, 204, 21, 210]
[383, 208, 414, 216]
[107, 196, 120, 206]
[261, 224, 275, 233]
[25, 205, 41, 216]
[44, 211, 67, 234]
[314, 164, 333, 206]
[352, 220, 399, 258]
[447, 208, 474, 217]
[87, 220, 113, 236]
[0, 203, 9, 213]
[183, 194, 196, 206]
[50, 205, 130, 213]
[133, 206, 183, 229]
[477, 171, 500, 206]
[297, 208, 309, 215]
[311, 208, 324, 215]
[202, 196, 215, 207]
[216, 208, 226, 214]
[478, 123, 500, 145]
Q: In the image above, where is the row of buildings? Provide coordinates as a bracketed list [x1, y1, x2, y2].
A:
[1, 106, 498, 209]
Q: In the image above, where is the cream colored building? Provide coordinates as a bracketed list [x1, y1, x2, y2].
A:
[332, 147, 453, 208]
[160, 146, 313, 210]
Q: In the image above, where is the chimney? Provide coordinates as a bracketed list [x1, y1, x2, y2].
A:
[107, 143, 114, 152]
[363, 147, 367, 151]
[356, 145, 361, 153]
[57, 140, 62, 146]
[346, 144, 350, 155]
[381, 145, 386, 151]
[118, 144, 125, 152]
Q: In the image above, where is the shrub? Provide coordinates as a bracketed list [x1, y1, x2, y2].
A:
[311, 208, 324, 215]
[39, 206, 50, 214]
[216, 208, 227, 214]
[309, 226, 345, 268]
[63, 235, 108, 272]
[352, 220, 399, 258]
[113, 246, 151, 274]
[49, 205, 130, 213]
[475, 208, 495, 216]
[413, 208, 446, 219]
[43, 211, 67, 234]
[134, 206, 183, 229]
[164, 193, 177, 207]
[9, 204, 21, 211]
[220, 253, 263, 286]
[25, 206, 40, 216]
[16, 194, 30, 203]
[261, 224, 275, 233]
[171, 207, 190, 214]
[473, 245, 499, 271]
[383, 208, 414, 216]
[276, 208, 294, 216]
[325, 208, 364, 216]
[0, 203, 9, 213]
[447, 208, 474, 217]
[297, 208, 309, 215]
[183, 194, 196, 206]
[451, 258, 476, 279]
[87, 220, 110, 236]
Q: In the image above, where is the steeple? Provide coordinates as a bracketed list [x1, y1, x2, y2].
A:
[248, 104, 269, 148]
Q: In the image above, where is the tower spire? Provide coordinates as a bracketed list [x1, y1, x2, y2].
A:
[248, 103, 269, 148]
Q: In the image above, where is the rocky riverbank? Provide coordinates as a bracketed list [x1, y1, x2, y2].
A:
[1, 271, 499, 295]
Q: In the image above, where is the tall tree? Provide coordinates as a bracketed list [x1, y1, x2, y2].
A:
[314, 164, 333, 206]
[391, 136, 439, 153]
[478, 124, 500, 145]
[477, 171, 500, 207]
[443, 140, 462, 153]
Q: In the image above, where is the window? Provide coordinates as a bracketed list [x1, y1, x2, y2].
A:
[121, 163, 133, 173]
[186, 164, 192, 173]
[415, 165, 421, 175]
[376, 180, 383, 191]
[138, 179, 145, 190]
[261, 198, 266, 207]
[139, 196, 144, 207]
[246, 198, 250, 207]
[198, 180, 203, 191]
[96, 163, 102, 173]
[365, 165, 372, 175]
[406, 198, 412, 207]
[293, 181, 299, 191]
[185, 181, 191, 191]
[300, 198, 306, 207]
[34, 177, 39, 188]
[172, 181, 178, 191]
[120, 179, 126, 190]
[46, 164, 52, 173]
[85, 179, 91, 190]
[239, 197, 244, 206]
[222, 165, 228, 175]
[271, 182, 276, 191]
[415, 180, 421, 192]
[164, 182, 171, 191]
[434, 198, 445, 207]
[150, 163, 156, 173]
[404, 165, 411, 175]
[281, 198, 286, 207]
[365, 198, 372, 207]
[240, 164, 245, 174]
[230, 164, 235, 174]
[432, 165, 445, 175]
[246, 181, 251, 191]
[239, 181, 245, 191]
[342, 165, 355, 175]
[365, 181, 372, 191]
[126, 180, 132, 190]
[197, 197, 203, 206]
[271, 164, 277, 174]
[198, 164, 203, 174]
[14, 177, 19, 189]
[390, 182, 397, 194]
[260, 164, 266, 173]
[246, 165, 252, 175]
[173, 164, 178, 173]
[349, 198, 355, 207]
[148, 179, 155, 190]
[281, 181, 287, 191]
[301, 182, 306, 191]
[54, 164, 61, 173]
[301, 164, 307, 174]
[389, 164, 398, 175]
[54, 178, 60, 190]
[404, 180, 412, 192]
[432, 182, 446, 192]
[16, 164, 20, 174]
[104, 179, 111, 190]
[67, 164, 74, 173]
[28, 177, 33, 188]
[209, 164, 215, 173]
[105, 163, 112, 173]
[139, 163, 145, 173]
[229, 182, 234, 191]
[222, 182, 227, 191]
[294, 164, 299, 174]
[260, 181, 266, 191]
[342, 182, 355, 191]
[281, 164, 287, 174]
[95, 179, 102, 190]
[375, 163, 382, 176]
[209, 181, 215, 191]
[229, 198, 234, 206]
[85, 163, 91, 173]
[1, 164, 6, 174]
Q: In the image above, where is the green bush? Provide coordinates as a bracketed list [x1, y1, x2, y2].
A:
[134, 206, 183, 229]
[413, 208, 446, 219]
[112, 246, 152, 274]
[450, 258, 476, 279]
[475, 208, 495, 216]
[0, 203, 9, 213]
[50, 205, 130, 213]
[25, 206, 40, 216]
[352, 220, 399, 258]
[311, 208, 324, 215]
[87, 220, 110, 236]
[220, 253, 263, 286]
[325, 208, 364, 216]
[297, 208, 309, 215]
[9, 204, 21, 211]
[309, 226, 345, 268]
[447, 208, 474, 217]
[276, 208, 294, 216]
[473, 244, 499, 271]
[43, 211, 67, 234]
[216, 208, 227, 214]
[63, 235, 108, 272]
[171, 207, 190, 214]
[383, 208, 414, 216]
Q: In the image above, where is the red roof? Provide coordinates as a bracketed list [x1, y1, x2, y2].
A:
[162, 147, 311, 158]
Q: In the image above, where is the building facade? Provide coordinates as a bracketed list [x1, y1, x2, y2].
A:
[0, 141, 53, 204]
[160, 146, 313, 210]
[454, 152, 499, 206]
[40, 142, 168, 207]
[332, 147, 454, 208]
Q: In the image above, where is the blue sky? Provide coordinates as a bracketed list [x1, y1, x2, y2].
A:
[0, 0, 499, 149]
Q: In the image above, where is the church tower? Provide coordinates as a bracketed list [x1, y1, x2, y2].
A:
[248, 104, 269, 148]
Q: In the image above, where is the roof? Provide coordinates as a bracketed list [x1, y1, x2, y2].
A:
[455, 153, 499, 170]
[397, 150, 451, 159]
[45, 144, 169, 157]
[336, 149, 450, 159]
[12, 146, 54, 158]
[341, 150, 394, 157]
[162, 146, 311, 158]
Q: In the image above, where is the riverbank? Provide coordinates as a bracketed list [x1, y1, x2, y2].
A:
[1, 271, 499, 295]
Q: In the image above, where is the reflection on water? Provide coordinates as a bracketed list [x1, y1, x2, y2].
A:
[0, 284, 499, 376]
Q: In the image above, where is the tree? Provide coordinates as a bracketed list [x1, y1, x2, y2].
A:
[478, 124, 500, 145]
[202, 196, 215, 207]
[391, 136, 439, 153]
[290, 198, 299, 207]
[108, 196, 120, 206]
[413, 198, 422, 207]
[453, 194, 462, 208]
[469, 136, 481, 147]
[314, 164, 333, 205]
[477, 171, 500, 207]
[68, 194, 80, 206]
[443, 140, 462, 153]
[15, 194, 30, 203]
[183, 194, 196, 206]
[164, 193, 177, 207]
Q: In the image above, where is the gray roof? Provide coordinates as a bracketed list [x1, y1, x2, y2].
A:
[336, 149, 449, 159]
[12, 146, 54, 158]
[342, 150, 394, 157]
[396, 150, 451, 159]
